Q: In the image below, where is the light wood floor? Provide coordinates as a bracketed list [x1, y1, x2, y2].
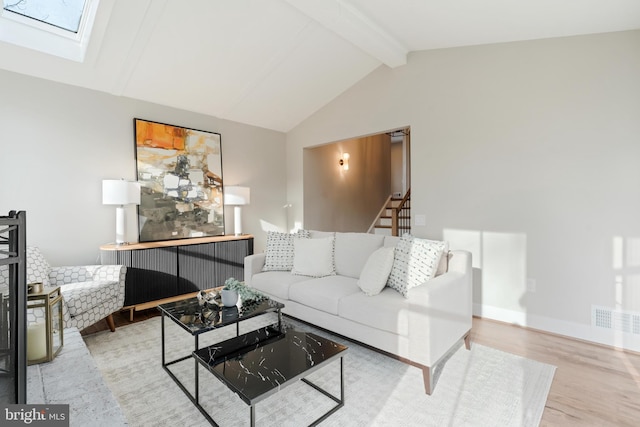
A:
[471, 317, 640, 426]
[83, 311, 640, 426]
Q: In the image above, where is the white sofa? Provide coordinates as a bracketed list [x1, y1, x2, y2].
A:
[244, 231, 472, 394]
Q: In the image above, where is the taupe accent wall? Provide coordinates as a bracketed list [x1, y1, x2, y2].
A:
[303, 134, 391, 232]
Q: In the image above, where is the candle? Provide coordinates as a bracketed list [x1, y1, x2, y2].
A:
[27, 323, 47, 361]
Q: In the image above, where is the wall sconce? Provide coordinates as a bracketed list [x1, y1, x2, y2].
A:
[102, 179, 141, 245]
[339, 153, 350, 171]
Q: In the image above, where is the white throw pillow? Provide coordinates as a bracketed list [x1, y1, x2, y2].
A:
[262, 229, 310, 271]
[291, 236, 336, 277]
[387, 235, 446, 297]
[358, 247, 395, 296]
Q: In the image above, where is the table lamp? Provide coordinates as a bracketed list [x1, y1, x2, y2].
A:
[224, 186, 250, 235]
[102, 179, 141, 245]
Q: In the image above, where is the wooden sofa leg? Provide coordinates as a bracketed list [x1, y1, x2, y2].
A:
[422, 366, 433, 395]
[106, 314, 116, 332]
[464, 332, 471, 350]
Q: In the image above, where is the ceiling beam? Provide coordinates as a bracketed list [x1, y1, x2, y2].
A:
[284, 0, 408, 68]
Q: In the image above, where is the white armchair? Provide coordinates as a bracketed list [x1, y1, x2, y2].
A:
[0, 247, 126, 332]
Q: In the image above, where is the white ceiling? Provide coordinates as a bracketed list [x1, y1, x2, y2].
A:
[1, 0, 639, 132]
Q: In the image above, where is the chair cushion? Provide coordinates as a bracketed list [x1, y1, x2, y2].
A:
[1, 247, 52, 291]
[27, 246, 51, 285]
[61, 280, 119, 317]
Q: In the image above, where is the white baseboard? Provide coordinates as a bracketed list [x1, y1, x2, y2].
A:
[474, 303, 640, 353]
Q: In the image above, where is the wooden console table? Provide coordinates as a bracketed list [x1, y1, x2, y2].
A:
[100, 235, 254, 318]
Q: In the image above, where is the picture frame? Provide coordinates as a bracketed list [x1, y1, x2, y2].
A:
[133, 118, 224, 242]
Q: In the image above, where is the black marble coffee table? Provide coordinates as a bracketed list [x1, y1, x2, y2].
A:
[158, 296, 285, 422]
[193, 325, 348, 426]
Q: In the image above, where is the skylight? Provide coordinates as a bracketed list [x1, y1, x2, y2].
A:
[3, 0, 86, 33]
[0, 0, 100, 62]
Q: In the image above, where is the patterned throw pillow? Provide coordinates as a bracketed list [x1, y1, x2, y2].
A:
[386, 235, 446, 297]
[262, 229, 310, 271]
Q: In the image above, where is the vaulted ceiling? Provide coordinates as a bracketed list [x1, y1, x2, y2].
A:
[1, 0, 639, 132]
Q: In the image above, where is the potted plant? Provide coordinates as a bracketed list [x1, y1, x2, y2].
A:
[220, 277, 267, 307]
[221, 278, 241, 307]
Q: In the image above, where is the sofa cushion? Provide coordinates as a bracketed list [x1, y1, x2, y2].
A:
[358, 246, 395, 296]
[262, 230, 310, 271]
[291, 236, 336, 278]
[250, 271, 311, 300]
[339, 287, 410, 336]
[289, 275, 360, 315]
[61, 280, 119, 317]
[334, 233, 384, 279]
[387, 234, 446, 297]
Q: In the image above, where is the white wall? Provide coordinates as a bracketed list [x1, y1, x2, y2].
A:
[0, 69, 287, 266]
[287, 30, 640, 351]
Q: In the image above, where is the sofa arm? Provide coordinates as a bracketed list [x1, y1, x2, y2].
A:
[244, 253, 266, 285]
[407, 250, 472, 367]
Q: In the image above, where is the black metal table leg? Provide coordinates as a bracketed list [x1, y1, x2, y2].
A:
[195, 334, 199, 403]
[161, 313, 165, 366]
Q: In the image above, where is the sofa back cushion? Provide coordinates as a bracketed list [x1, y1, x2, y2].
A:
[384, 235, 401, 248]
[333, 232, 384, 279]
[309, 230, 335, 239]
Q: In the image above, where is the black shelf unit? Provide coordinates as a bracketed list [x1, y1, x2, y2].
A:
[100, 236, 253, 307]
[0, 210, 27, 404]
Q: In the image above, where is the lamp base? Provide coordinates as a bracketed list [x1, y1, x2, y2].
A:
[115, 206, 127, 245]
[234, 206, 243, 236]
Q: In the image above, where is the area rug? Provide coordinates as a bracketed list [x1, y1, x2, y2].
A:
[84, 315, 555, 427]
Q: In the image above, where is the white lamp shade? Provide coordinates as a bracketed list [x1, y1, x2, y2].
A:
[224, 186, 250, 206]
[102, 180, 141, 205]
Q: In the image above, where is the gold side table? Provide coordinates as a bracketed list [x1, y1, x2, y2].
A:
[27, 286, 63, 365]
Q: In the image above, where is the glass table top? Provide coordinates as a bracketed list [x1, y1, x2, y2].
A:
[158, 295, 284, 335]
[193, 325, 348, 405]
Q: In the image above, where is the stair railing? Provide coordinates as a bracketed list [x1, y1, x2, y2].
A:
[367, 195, 392, 234]
[391, 188, 411, 236]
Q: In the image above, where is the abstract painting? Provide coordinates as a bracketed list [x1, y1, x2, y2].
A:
[134, 118, 224, 242]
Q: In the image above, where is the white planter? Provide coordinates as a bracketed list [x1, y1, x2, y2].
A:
[221, 289, 238, 307]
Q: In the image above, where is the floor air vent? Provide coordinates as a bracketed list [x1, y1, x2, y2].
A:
[592, 306, 640, 335]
